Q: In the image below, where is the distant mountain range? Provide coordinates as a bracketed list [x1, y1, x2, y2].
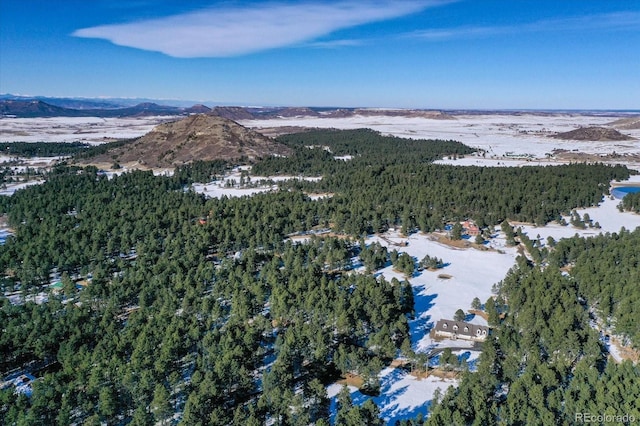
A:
[2, 94, 638, 119]
[0, 94, 207, 109]
[0, 98, 454, 120]
[0, 99, 211, 118]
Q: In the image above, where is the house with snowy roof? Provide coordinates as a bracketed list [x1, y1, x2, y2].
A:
[434, 319, 489, 342]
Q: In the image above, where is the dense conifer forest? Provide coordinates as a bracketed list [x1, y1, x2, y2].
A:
[1, 129, 639, 424]
[0, 142, 91, 157]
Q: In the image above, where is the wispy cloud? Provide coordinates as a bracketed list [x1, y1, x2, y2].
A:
[306, 38, 366, 49]
[73, 1, 445, 58]
[409, 11, 640, 41]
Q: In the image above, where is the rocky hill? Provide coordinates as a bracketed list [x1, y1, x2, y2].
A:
[79, 114, 291, 168]
[111, 102, 182, 117]
[184, 104, 212, 114]
[210, 106, 322, 120]
[347, 108, 452, 119]
[551, 126, 633, 141]
[608, 116, 640, 130]
[210, 106, 259, 121]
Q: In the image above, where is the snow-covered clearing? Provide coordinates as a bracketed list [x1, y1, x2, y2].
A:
[434, 155, 640, 173]
[5, 291, 49, 306]
[191, 166, 321, 199]
[366, 231, 516, 352]
[434, 156, 565, 167]
[0, 180, 45, 196]
[327, 368, 456, 424]
[192, 183, 277, 198]
[0, 155, 66, 167]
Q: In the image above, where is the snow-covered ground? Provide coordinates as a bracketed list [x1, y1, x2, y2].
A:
[191, 167, 322, 199]
[517, 175, 640, 243]
[366, 231, 516, 352]
[5, 291, 49, 306]
[192, 182, 277, 198]
[332, 230, 516, 423]
[607, 342, 625, 363]
[434, 156, 565, 167]
[327, 368, 456, 424]
[242, 114, 640, 160]
[0, 180, 45, 196]
[0, 155, 66, 166]
[3, 113, 639, 162]
[0, 116, 180, 143]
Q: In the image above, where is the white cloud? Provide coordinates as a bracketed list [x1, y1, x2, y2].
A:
[408, 11, 640, 41]
[306, 38, 365, 48]
[73, 1, 443, 58]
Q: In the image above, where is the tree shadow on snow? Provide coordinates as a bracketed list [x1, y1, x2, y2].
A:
[385, 400, 435, 425]
[410, 290, 437, 342]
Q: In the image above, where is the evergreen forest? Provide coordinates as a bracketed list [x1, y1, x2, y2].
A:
[1, 129, 639, 425]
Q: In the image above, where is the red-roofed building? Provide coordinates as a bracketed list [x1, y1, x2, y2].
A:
[462, 220, 480, 236]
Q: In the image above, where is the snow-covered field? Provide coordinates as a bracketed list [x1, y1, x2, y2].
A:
[365, 231, 516, 351]
[327, 368, 456, 424]
[0, 116, 180, 143]
[4, 113, 638, 159]
[242, 113, 640, 161]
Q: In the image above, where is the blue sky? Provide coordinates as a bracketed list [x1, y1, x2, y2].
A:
[1, 0, 639, 109]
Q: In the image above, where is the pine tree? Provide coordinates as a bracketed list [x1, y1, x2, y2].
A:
[451, 222, 463, 240]
[471, 297, 482, 310]
[151, 384, 172, 425]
